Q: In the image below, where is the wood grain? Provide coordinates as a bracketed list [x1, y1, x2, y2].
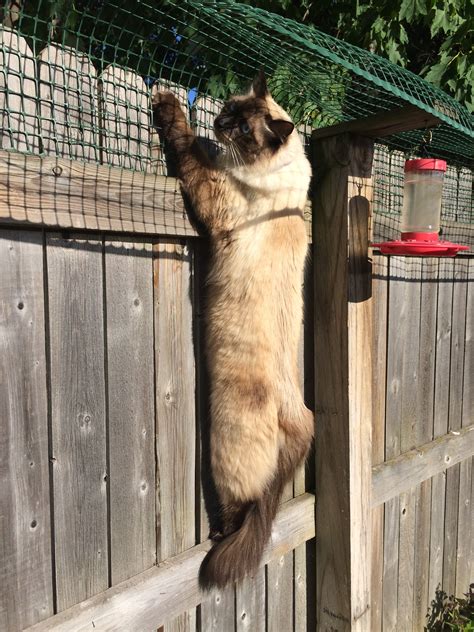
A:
[443, 258, 468, 596]
[105, 240, 156, 584]
[428, 259, 453, 603]
[0, 29, 39, 152]
[0, 150, 195, 236]
[0, 230, 53, 630]
[313, 133, 373, 631]
[25, 493, 315, 632]
[235, 570, 265, 632]
[39, 44, 98, 161]
[382, 256, 405, 631]
[312, 104, 441, 140]
[154, 241, 196, 632]
[413, 259, 438, 628]
[370, 254, 388, 632]
[456, 258, 473, 595]
[372, 425, 474, 507]
[100, 66, 151, 171]
[47, 234, 108, 611]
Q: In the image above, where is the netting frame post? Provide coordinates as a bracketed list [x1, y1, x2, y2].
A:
[312, 131, 374, 632]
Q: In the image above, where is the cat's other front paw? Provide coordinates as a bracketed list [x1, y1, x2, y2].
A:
[151, 88, 187, 138]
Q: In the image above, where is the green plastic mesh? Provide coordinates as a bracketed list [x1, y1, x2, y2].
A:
[1, 0, 473, 213]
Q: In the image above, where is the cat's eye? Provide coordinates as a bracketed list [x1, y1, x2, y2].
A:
[239, 121, 250, 134]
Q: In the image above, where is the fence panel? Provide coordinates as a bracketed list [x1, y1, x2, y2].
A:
[155, 241, 197, 632]
[0, 29, 38, 152]
[100, 66, 150, 171]
[0, 230, 53, 630]
[47, 234, 108, 611]
[105, 239, 156, 584]
[39, 45, 98, 161]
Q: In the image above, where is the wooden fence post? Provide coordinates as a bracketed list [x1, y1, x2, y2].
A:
[312, 132, 374, 631]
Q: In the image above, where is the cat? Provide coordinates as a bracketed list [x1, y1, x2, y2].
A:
[153, 72, 314, 589]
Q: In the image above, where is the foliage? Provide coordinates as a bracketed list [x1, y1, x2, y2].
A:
[425, 585, 474, 631]
[243, 0, 474, 111]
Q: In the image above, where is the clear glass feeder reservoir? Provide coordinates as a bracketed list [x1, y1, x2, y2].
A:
[401, 159, 445, 238]
[373, 158, 469, 257]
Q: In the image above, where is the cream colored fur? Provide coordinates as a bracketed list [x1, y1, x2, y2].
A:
[206, 93, 312, 505]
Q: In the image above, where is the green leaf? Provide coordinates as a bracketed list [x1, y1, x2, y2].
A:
[399, 0, 427, 22]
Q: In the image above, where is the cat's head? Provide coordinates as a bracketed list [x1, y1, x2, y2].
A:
[214, 72, 295, 166]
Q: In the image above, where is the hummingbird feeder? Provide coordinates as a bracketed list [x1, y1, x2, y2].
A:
[373, 158, 469, 257]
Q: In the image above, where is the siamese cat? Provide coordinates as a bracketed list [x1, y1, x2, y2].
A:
[153, 72, 313, 589]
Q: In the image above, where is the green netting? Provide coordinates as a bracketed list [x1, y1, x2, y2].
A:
[1, 0, 473, 171]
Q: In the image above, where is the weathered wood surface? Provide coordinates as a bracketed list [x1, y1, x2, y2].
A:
[313, 133, 373, 631]
[395, 258, 422, 632]
[235, 570, 266, 632]
[0, 150, 195, 235]
[0, 29, 38, 152]
[456, 258, 473, 595]
[412, 258, 437, 630]
[47, 234, 108, 611]
[372, 425, 474, 507]
[154, 242, 197, 632]
[105, 240, 155, 584]
[25, 493, 315, 632]
[370, 254, 388, 631]
[39, 44, 98, 161]
[428, 259, 453, 602]
[443, 258, 468, 597]
[100, 66, 150, 171]
[312, 104, 441, 140]
[0, 230, 53, 630]
[382, 255, 406, 631]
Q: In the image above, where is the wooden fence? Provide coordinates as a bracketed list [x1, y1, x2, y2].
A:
[1, 27, 473, 632]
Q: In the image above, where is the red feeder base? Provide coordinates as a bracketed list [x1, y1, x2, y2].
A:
[373, 238, 469, 257]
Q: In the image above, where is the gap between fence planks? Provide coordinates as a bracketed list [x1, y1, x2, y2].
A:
[372, 424, 474, 507]
[24, 493, 315, 632]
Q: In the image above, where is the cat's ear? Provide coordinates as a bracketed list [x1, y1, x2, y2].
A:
[252, 70, 269, 98]
[267, 119, 295, 142]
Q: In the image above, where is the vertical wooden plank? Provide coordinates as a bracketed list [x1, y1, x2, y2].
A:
[105, 240, 155, 584]
[294, 289, 311, 632]
[235, 571, 266, 632]
[455, 258, 473, 596]
[47, 234, 108, 611]
[412, 258, 438, 628]
[313, 133, 373, 631]
[154, 241, 196, 632]
[443, 258, 468, 597]
[100, 66, 151, 171]
[371, 254, 388, 632]
[0, 230, 53, 630]
[382, 256, 407, 631]
[0, 28, 39, 152]
[395, 258, 422, 632]
[266, 549, 294, 632]
[39, 45, 98, 160]
[428, 259, 453, 603]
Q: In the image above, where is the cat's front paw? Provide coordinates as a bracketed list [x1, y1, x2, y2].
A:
[152, 89, 187, 138]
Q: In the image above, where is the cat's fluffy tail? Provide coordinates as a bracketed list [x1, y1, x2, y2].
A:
[198, 495, 275, 590]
